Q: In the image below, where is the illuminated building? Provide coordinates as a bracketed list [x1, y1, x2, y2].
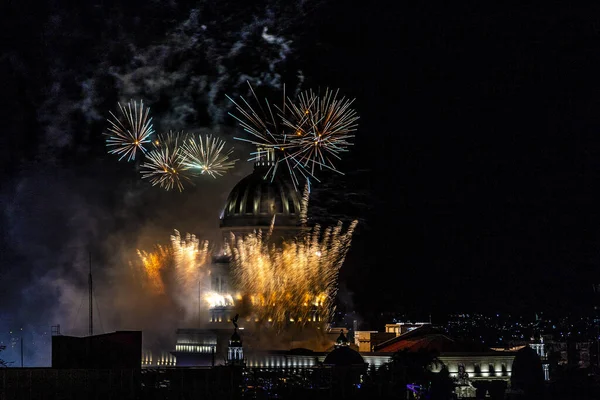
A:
[385, 321, 431, 336]
[373, 325, 516, 383]
[156, 148, 336, 367]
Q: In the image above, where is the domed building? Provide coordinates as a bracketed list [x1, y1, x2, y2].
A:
[219, 147, 304, 240]
[169, 148, 328, 367]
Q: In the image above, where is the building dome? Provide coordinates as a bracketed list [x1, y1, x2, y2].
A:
[323, 346, 365, 367]
[220, 151, 303, 231]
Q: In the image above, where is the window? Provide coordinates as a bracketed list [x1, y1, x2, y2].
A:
[288, 199, 296, 213]
[474, 364, 481, 376]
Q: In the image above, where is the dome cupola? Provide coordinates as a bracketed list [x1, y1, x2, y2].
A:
[220, 147, 303, 233]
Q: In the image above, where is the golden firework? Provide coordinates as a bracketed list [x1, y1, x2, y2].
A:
[136, 230, 211, 320]
[140, 131, 194, 192]
[104, 100, 154, 161]
[180, 134, 238, 178]
[229, 220, 358, 327]
[136, 245, 169, 294]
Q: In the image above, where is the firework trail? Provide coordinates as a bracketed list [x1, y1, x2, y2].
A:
[140, 131, 194, 192]
[281, 89, 359, 176]
[180, 134, 238, 178]
[300, 181, 310, 227]
[229, 220, 358, 328]
[104, 100, 155, 161]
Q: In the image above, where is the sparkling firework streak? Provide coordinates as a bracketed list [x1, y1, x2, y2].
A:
[140, 131, 194, 192]
[104, 100, 155, 161]
[229, 220, 358, 328]
[180, 134, 238, 178]
[281, 89, 359, 176]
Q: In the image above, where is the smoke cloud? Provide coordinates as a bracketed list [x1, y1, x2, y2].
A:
[0, 1, 320, 366]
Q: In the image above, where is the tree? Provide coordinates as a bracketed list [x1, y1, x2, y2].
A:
[381, 348, 455, 399]
[429, 366, 456, 400]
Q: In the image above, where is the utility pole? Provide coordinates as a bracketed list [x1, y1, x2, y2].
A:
[89, 252, 93, 337]
[595, 305, 600, 368]
[20, 337, 23, 367]
[594, 285, 600, 367]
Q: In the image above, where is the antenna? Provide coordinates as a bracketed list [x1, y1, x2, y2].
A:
[89, 252, 93, 337]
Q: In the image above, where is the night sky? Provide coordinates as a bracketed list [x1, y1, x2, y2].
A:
[3, 0, 600, 342]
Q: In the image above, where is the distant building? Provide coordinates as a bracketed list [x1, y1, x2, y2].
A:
[374, 325, 516, 383]
[355, 330, 395, 352]
[169, 329, 221, 367]
[385, 321, 430, 336]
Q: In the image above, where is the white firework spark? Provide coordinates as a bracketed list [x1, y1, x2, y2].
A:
[104, 100, 155, 161]
[140, 131, 193, 192]
[180, 134, 238, 178]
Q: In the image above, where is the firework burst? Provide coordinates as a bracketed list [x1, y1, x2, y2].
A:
[140, 131, 194, 192]
[104, 100, 155, 161]
[229, 220, 358, 328]
[227, 84, 359, 187]
[227, 84, 311, 187]
[180, 134, 238, 178]
[281, 89, 359, 176]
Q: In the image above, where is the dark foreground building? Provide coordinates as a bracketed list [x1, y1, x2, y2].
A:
[0, 331, 143, 400]
[52, 331, 141, 369]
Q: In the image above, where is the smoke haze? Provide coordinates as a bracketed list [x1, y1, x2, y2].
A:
[0, 0, 325, 366]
